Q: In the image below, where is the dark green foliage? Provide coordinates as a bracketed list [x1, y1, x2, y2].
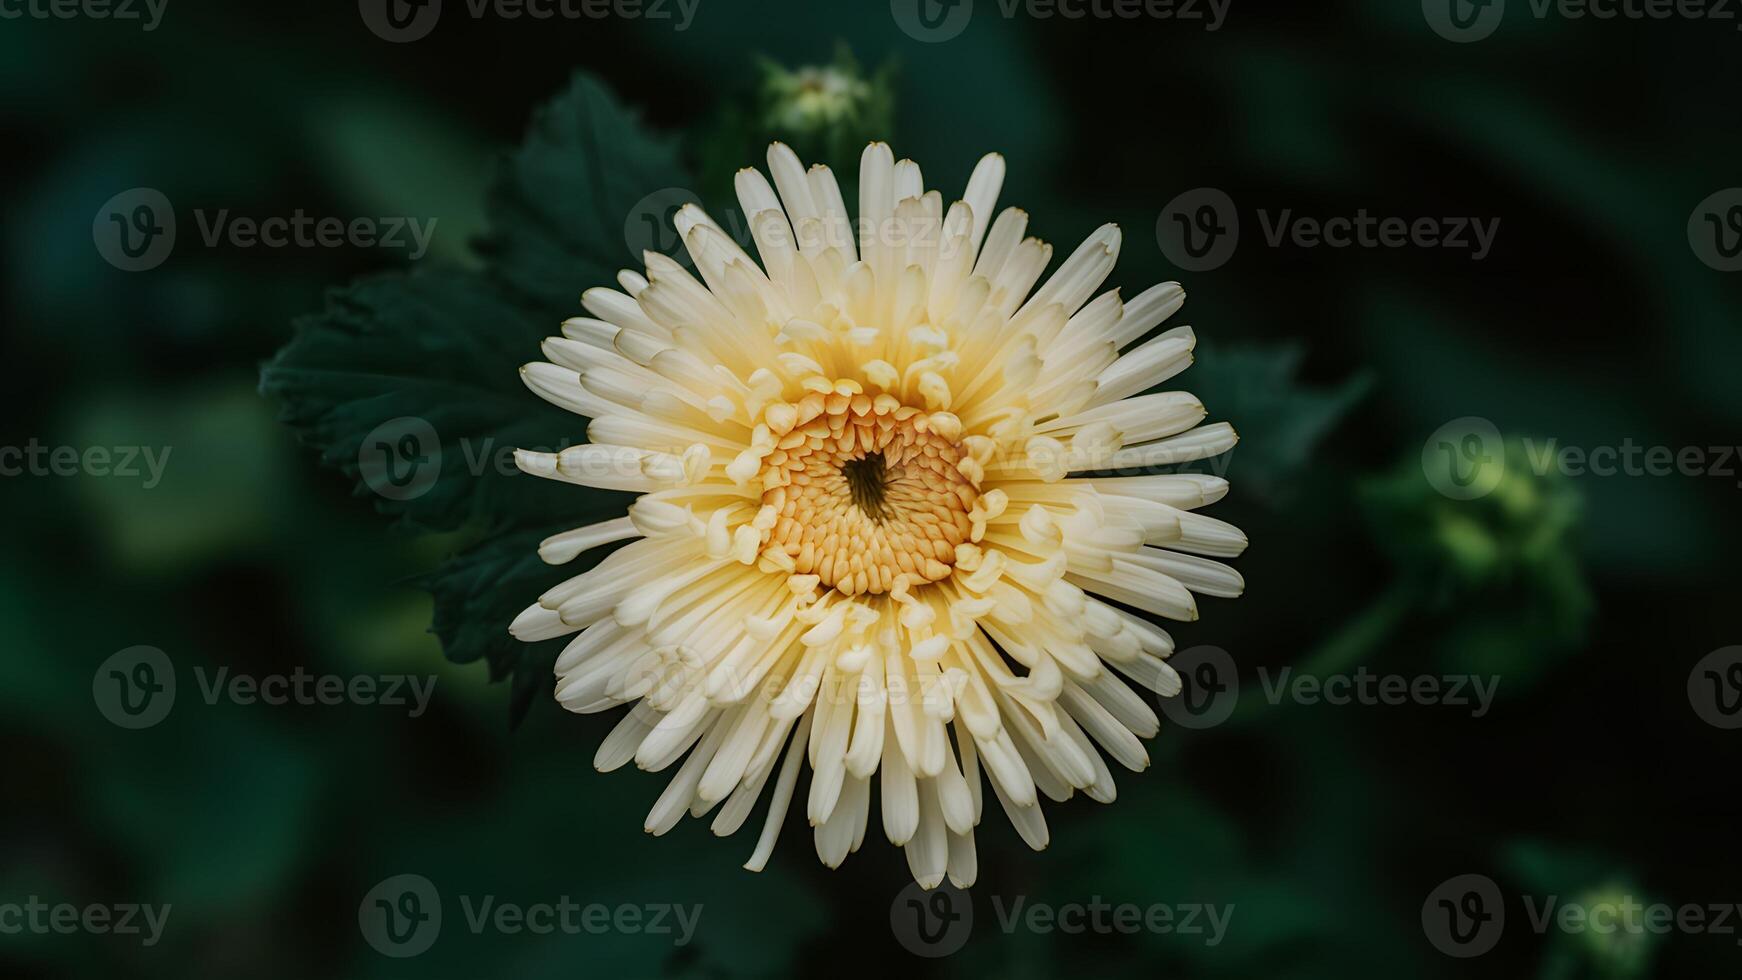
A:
[262, 77, 692, 716]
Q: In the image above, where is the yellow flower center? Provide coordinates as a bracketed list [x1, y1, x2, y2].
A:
[756, 391, 979, 597]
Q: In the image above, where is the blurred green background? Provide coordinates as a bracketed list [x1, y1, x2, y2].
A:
[3, 0, 1740, 976]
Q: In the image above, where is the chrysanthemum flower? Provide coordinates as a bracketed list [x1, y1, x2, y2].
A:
[510, 142, 1246, 888]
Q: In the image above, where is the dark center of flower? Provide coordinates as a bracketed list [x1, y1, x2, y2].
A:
[842, 452, 890, 522]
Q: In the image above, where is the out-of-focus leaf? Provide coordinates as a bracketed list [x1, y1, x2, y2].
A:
[310, 95, 493, 267]
[1035, 789, 1327, 971]
[1504, 839, 1623, 895]
[92, 715, 320, 913]
[1362, 439, 1592, 689]
[71, 381, 288, 572]
[1191, 343, 1370, 505]
[346, 768, 829, 979]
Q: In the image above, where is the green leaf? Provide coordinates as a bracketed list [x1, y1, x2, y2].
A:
[1192, 343, 1371, 505]
[479, 74, 692, 313]
[262, 73, 697, 715]
[261, 269, 587, 533]
[419, 520, 626, 727]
